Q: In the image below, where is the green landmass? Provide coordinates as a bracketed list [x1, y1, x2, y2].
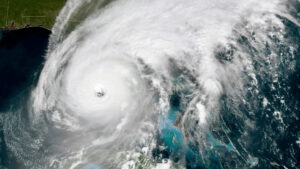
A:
[0, 0, 65, 29]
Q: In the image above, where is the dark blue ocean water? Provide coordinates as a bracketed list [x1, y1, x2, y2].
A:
[0, 9, 300, 169]
[0, 27, 49, 169]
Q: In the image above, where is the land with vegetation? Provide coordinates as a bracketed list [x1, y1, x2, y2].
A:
[0, 0, 65, 30]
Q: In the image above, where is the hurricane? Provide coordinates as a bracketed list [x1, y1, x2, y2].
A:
[1, 0, 300, 169]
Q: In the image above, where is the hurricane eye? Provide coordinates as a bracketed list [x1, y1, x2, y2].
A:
[95, 86, 105, 97]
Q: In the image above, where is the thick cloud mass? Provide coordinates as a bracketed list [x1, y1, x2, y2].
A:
[2, 0, 300, 169]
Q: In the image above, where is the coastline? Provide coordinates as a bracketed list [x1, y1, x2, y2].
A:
[0, 25, 51, 32]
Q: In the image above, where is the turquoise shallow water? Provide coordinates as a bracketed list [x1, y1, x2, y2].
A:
[1, 1, 300, 169]
[159, 103, 240, 169]
[1, 19, 300, 169]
